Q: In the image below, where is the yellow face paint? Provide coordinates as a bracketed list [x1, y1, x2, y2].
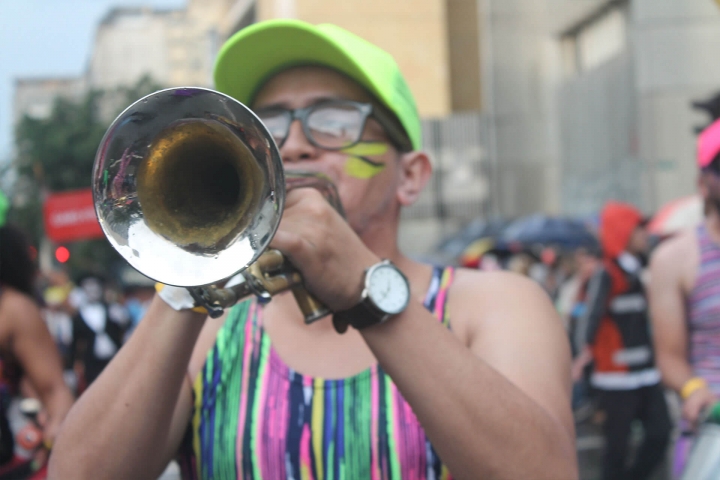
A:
[340, 142, 389, 157]
[340, 142, 389, 179]
[344, 157, 386, 179]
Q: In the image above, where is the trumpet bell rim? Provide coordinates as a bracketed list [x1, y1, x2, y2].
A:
[92, 87, 285, 287]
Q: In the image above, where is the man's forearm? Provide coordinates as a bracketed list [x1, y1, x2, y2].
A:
[361, 302, 577, 480]
[49, 296, 206, 479]
[658, 353, 697, 393]
[42, 383, 74, 441]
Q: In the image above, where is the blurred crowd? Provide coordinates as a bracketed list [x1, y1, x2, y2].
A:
[37, 270, 154, 395]
[0, 193, 702, 479]
[1, 113, 719, 480]
[0, 209, 155, 478]
[434, 184, 713, 479]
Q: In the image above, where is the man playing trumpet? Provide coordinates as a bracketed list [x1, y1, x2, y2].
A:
[50, 20, 577, 480]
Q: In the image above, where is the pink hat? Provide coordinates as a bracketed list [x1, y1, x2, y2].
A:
[699, 118, 720, 169]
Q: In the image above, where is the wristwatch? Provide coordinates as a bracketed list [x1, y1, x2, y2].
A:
[333, 260, 411, 332]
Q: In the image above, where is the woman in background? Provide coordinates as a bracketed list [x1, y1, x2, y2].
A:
[0, 191, 74, 470]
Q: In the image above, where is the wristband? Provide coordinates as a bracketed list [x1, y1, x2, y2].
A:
[681, 377, 708, 400]
[155, 283, 207, 314]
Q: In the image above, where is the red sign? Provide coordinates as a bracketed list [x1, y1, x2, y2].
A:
[43, 189, 104, 243]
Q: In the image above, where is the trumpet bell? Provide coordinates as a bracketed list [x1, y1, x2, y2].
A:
[92, 87, 284, 287]
[137, 119, 264, 249]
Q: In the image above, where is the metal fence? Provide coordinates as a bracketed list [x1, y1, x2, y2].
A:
[402, 112, 489, 222]
[557, 51, 647, 216]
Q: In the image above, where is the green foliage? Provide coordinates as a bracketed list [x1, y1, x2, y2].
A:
[14, 75, 163, 192]
[8, 75, 164, 278]
[15, 91, 107, 192]
[119, 75, 163, 109]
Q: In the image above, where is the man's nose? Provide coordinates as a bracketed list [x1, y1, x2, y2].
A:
[280, 119, 318, 163]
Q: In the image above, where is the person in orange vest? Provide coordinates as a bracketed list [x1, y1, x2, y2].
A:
[573, 201, 671, 480]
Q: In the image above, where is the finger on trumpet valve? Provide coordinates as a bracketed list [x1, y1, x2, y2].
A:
[256, 249, 286, 273]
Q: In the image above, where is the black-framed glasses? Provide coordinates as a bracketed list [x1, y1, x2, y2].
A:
[254, 100, 412, 153]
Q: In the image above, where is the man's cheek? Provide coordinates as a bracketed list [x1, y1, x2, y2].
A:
[340, 142, 389, 180]
[344, 156, 386, 179]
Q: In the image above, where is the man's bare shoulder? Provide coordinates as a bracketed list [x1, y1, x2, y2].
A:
[649, 228, 700, 295]
[452, 267, 548, 297]
[0, 287, 43, 344]
[0, 287, 38, 317]
[449, 268, 563, 338]
[650, 229, 697, 273]
[448, 267, 573, 435]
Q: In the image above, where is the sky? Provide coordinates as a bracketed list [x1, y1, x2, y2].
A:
[0, 0, 187, 163]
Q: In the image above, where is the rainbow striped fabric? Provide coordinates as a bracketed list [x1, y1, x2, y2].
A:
[178, 266, 455, 480]
[673, 223, 720, 476]
[688, 224, 720, 396]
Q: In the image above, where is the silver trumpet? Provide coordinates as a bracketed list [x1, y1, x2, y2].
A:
[92, 87, 342, 321]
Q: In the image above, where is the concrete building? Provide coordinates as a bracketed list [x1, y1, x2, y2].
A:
[12, 77, 86, 123]
[252, 0, 480, 116]
[483, 0, 720, 217]
[83, 0, 488, 255]
[88, 1, 232, 90]
[17, 0, 720, 257]
[633, 0, 720, 209]
[14, 0, 240, 125]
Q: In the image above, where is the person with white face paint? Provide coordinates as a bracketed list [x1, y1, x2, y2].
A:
[70, 276, 128, 392]
[51, 20, 578, 480]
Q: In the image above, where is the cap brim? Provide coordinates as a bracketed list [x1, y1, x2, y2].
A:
[214, 20, 380, 107]
[698, 118, 720, 168]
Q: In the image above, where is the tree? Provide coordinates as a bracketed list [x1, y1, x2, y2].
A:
[8, 76, 163, 278]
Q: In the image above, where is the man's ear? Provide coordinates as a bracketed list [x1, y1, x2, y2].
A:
[396, 151, 432, 207]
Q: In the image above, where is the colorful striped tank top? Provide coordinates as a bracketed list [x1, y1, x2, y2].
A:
[688, 224, 720, 396]
[179, 266, 455, 480]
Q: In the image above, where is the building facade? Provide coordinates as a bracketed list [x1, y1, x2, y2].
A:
[12, 77, 87, 124]
[14, 0, 720, 257]
[486, 0, 720, 217]
[13, 0, 489, 256]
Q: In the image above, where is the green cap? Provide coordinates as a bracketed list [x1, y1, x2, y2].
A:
[213, 19, 422, 151]
[0, 190, 8, 228]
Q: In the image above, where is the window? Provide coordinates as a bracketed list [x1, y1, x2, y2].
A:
[561, 4, 628, 76]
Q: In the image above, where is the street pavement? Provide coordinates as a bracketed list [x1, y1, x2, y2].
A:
[576, 422, 672, 480]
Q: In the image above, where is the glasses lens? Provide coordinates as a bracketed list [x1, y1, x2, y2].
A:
[307, 103, 365, 149]
[257, 110, 290, 146]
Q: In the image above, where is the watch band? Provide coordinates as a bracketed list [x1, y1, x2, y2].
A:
[333, 301, 386, 332]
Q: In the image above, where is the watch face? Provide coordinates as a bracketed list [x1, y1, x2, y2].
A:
[366, 263, 410, 315]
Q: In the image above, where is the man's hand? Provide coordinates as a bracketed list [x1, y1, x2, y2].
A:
[269, 188, 379, 311]
[683, 384, 717, 427]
